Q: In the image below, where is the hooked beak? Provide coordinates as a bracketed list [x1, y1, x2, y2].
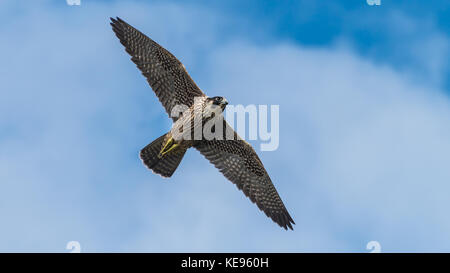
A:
[220, 99, 228, 110]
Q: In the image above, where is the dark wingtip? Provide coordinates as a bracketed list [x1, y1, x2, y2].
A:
[287, 213, 295, 230]
[110, 17, 119, 26]
[286, 219, 294, 231]
[110, 17, 127, 46]
[110, 17, 125, 30]
[279, 211, 295, 231]
[264, 206, 295, 231]
[110, 16, 122, 22]
[110, 17, 120, 31]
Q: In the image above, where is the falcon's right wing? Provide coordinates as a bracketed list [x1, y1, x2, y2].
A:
[110, 17, 205, 120]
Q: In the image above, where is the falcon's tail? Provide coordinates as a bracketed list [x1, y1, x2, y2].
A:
[140, 133, 187, 178]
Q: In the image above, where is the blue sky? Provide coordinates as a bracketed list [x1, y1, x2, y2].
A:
[0, 0, 450, 252]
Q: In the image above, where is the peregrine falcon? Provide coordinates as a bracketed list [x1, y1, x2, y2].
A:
[110, 17, 295, 230]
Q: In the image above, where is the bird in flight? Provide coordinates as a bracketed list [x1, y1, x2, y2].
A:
[110, 17, 295, 230]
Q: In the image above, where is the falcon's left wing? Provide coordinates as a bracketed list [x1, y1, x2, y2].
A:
[194, 123, 295, 230]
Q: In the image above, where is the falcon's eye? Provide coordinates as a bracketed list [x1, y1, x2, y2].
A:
[212, 97, 222, 105]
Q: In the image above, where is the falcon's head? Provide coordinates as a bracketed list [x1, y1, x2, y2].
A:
[207, 96, 228, 111]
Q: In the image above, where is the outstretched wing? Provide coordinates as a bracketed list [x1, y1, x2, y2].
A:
[110, 17, 205, 120]
[194, 122, 295, 230]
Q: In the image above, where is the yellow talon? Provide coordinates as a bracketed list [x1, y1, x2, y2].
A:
[162, 143, 179, 156]
[158, 137, 179, 158]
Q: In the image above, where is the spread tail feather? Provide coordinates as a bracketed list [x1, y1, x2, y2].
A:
[140, 134, 187, 178]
